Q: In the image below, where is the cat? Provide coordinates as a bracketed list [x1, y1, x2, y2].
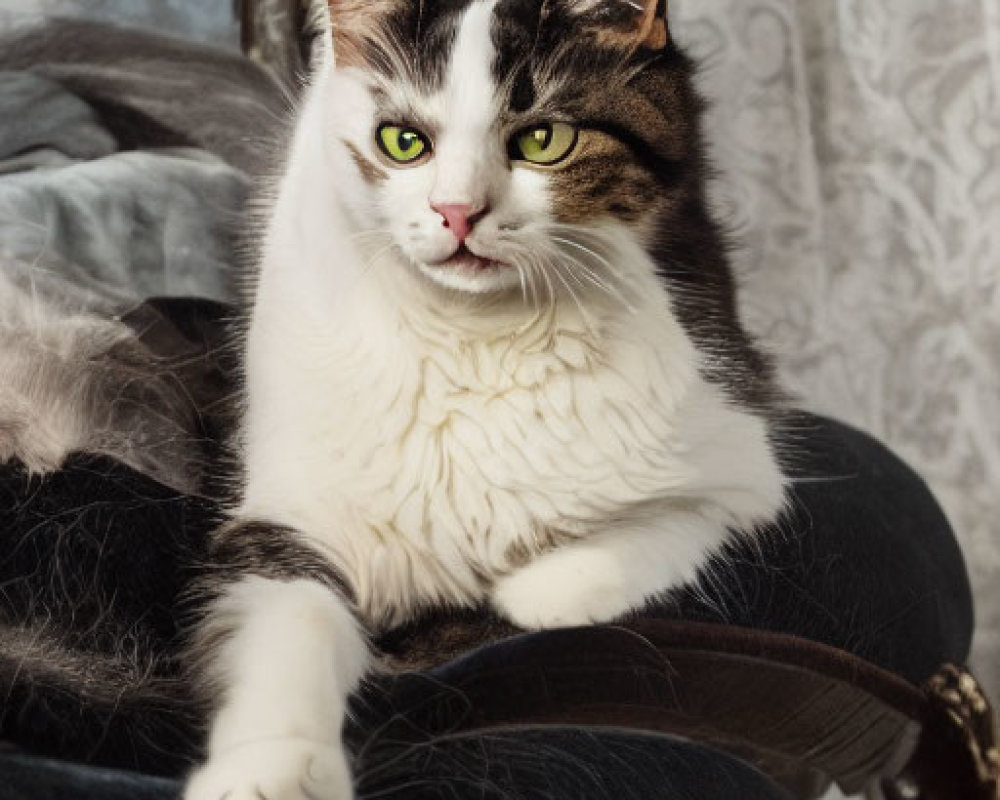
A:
[180, 1, 788, 799]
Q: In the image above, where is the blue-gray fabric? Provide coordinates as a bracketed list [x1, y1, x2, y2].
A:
[0, 71, 116, 170]
[0, 20, 285, 310]
[0, 69, 245, 306]
[0, 141, 246, 303]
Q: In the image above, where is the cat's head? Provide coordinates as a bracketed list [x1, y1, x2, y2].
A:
[320, 0, 700, 298]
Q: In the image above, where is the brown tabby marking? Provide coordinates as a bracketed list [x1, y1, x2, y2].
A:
[550, 131, 660, 224]
[345, 140, 388, 184]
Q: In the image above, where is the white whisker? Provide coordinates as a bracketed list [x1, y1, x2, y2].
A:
[550, 258, 597, 333]
[547, 236, 637, 313]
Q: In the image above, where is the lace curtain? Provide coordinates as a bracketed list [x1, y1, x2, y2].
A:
[672, 0, 1000, 695]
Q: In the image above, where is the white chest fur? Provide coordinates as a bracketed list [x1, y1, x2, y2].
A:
[242, 253, 782, 628]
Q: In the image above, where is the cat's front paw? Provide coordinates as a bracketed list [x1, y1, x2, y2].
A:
[184, 738, 353, 800]
[491, 548, 636, 630]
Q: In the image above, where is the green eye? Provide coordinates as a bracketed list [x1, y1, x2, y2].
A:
[512, 122, 578, 165]
[377, 124, 430, 164]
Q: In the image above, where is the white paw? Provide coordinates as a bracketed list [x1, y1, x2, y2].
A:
[491, 548, 637, 630]
[184, 738, 354, 800]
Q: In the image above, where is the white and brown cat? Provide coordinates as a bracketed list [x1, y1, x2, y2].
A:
[185, 1, 787, 798]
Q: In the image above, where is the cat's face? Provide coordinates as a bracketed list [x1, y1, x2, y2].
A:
[324, 0, 693, 297]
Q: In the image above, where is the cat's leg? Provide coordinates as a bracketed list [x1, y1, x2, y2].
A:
[184, 521, 367, 800]
[491, 509, 737, 630]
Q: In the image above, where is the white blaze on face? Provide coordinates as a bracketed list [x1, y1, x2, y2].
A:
[430, 0, 501, 209]
[357, 0, 544, 294]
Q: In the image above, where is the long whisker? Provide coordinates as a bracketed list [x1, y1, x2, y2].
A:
[562, 254, 619, 297]
[512, 256, 549, 337]
[572, 263, 636, 313]
[360, 242, 398, 275]
[549, 235, 624, 281]
[547, 223, 626, 256]
[515, 261, 528, 306]
[537, 252, 558, 316]
[524, 255, 541, 314]
[348, 229, 393, 239]
[548, 237, 637, 313]
[549, 258, 595, 333]
[337, 241, 398, 301]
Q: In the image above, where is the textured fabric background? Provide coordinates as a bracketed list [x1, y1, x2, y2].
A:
[671, 0, 1000, 698]
[0, 0, 996, 698]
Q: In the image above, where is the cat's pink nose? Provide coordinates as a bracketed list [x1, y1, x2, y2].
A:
[431, 202, 485, 243]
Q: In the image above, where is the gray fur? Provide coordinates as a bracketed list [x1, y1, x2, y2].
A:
[0, 621, 183, 712]
[0, 266, 211, 493]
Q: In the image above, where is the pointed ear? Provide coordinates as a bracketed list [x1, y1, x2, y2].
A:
[635, 0, 669, 51]
[326, 0, 400, 66]
[566, 0, 670, 52]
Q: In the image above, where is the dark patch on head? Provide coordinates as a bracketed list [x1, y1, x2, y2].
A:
[488, 2, 692, 178]
[336, 0, 470, 89]
[483, 4, 690, 228]
[494, 0, 543, 111]
[508, 65, 536, 113]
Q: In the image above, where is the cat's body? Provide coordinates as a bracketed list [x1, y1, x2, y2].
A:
[185, 2, 787, 798]
[238, 0, 784, 629]
[246, 127, 782, 628]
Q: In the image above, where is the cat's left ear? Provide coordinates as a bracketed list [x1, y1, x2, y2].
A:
[567, 0, 670, 52]
[326, 0, 399, 66]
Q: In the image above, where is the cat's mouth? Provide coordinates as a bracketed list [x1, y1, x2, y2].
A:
[432, 245, 510, 273]
[417, 245, 520, 294]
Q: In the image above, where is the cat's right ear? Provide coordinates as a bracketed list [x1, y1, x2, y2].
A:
[561, 0, 670, 52]
[326, 0, 398, 67]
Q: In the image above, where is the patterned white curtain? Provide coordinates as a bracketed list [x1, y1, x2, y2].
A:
[672, 0, 1000, 694]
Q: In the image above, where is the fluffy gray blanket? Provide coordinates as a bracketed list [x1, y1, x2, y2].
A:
[0, 20, 288, 309]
